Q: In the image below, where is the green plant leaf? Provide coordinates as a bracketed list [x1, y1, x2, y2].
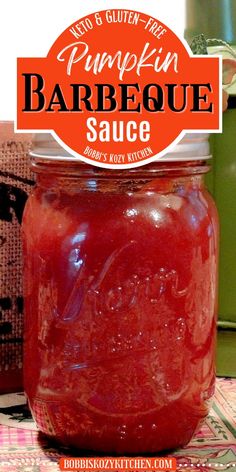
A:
[190, 34, 208, 55]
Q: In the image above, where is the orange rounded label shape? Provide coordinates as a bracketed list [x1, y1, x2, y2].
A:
[17, 9, 221, 168]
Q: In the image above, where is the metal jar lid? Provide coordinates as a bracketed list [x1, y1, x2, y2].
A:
[30, 132, 211, 164]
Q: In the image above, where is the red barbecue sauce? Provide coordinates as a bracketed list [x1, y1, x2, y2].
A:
[22, 162, 218, 453]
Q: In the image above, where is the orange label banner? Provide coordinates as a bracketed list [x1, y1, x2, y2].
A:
[59, 456, 177, 471]
[17, 9, 221, 168]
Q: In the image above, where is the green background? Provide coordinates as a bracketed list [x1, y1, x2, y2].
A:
[207, 109, 236, 377]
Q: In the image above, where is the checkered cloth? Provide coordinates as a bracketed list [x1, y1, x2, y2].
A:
[0, 378, 235, 471]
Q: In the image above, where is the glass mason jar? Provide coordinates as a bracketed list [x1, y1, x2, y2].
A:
[22, 134, 219, 453]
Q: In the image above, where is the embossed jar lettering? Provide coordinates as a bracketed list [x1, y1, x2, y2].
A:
[88, 267, 187, 316]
